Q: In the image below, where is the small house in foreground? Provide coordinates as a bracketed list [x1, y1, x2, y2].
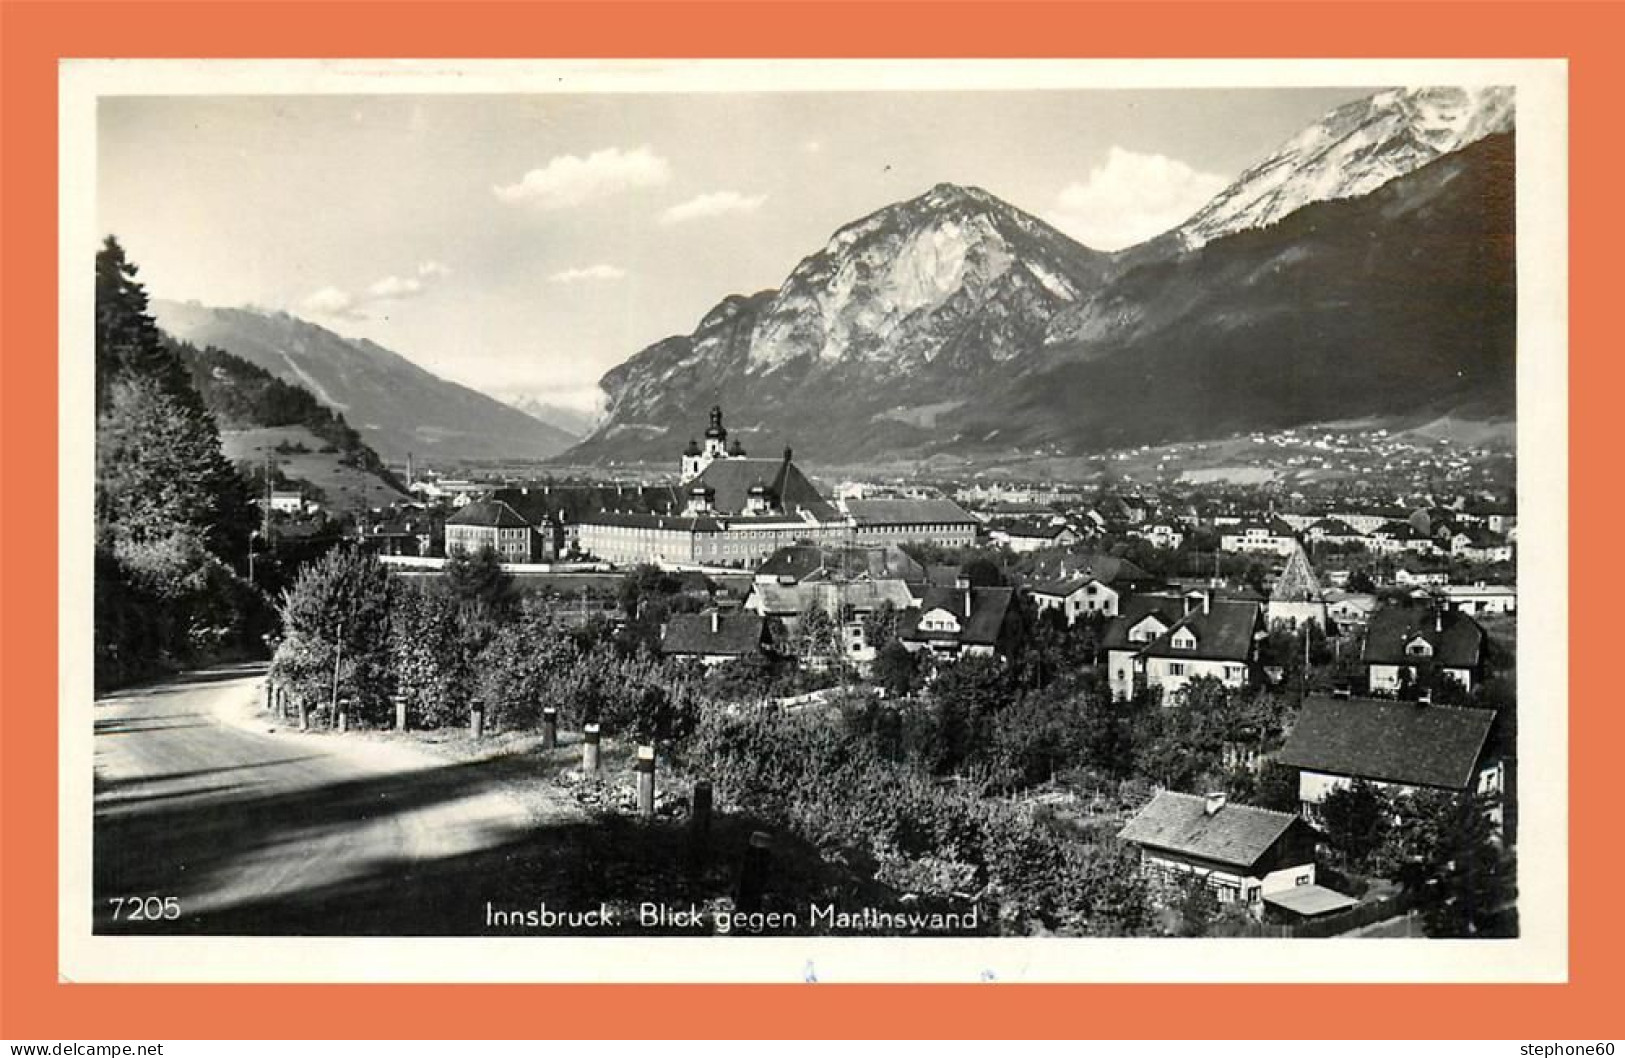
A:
[1118, 790, 1319, 913]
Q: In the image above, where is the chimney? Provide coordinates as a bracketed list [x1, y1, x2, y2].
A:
[1205, 792, 1226, 816]
[1435, 608, 1443, 633]
[710, 610, 720, 634]
[1203, 593, 1211, 615]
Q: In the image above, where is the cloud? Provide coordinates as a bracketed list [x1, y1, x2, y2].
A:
[303, 259, 451, 321]
[494, 146, 671, 209]
[548, 264, 627, 284]
[301, 286, 365, 321]
[1045, 147, 1229, 252]
[367, 274, 424, 299]
[659, 190, 767, 225]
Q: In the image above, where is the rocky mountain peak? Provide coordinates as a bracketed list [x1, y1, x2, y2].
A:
[1169, 84, 1514, 250]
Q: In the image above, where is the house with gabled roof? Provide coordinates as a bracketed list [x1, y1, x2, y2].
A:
[1031, 553, 1159, 625]
[1130, 520, 1186, 550]
[1103, 592, 1188, 700]
[1277, 695, 1506, 826]
[1124, 593, 1263, 702]
[1368, 520, 1439, 557]
[1362, 603, 1488, 694]
[1118, 791, 1320, 913]
[444, 499, 537, 563]
[990, 520, 1078, 553]
[1220, 516, 1298, 557]
[896, 579, 1017, 662]
[1303, 516, 1365, 547]
[659, 611, 769, 667]
[1450, 526, 1514, 564]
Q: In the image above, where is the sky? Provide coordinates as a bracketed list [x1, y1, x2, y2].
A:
[98, 85, 1370, 414]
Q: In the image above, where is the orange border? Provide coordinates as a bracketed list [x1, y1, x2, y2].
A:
[0, 0, 1610, 1040]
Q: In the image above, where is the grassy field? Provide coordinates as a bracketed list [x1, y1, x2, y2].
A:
[222, 425, 411, 514]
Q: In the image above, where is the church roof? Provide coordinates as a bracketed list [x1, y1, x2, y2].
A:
[689, 457, 837, 520]
[1270, 544, 1325, 603]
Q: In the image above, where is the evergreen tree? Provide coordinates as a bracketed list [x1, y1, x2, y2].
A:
[1317, 779, 1393, 873]
[93, 236, 262, 686]
[95, 236, 195, 416]
[1397, 790, 1515, 937]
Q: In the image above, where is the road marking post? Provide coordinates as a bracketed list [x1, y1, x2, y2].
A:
[470, 699, 485, 740]
[394, 693, 408, 732]
[736, 830, 773, 914]
[297, 696, 310, 732]
[337, 696, 350, 734]
[542, 707, 558, 750]
[582, 722, 601, 774]
[635, 744, 656, 818]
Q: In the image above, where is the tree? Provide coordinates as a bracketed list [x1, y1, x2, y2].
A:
[1174, 873, 1220, 937]
[97, 373, 257, 562]
[273, 547, 394, 724]
[443, 544, 516, 615]
[96, 236, 194, 413]
[1317, 779, 1392, 873]
[93, 237, 262, 686]
[862, 600, 903, 653]
[926, 653, 1010, 773]
[872, 640, 922, 698]
[790, 601, 841, 670]
[1395, 790, 1515, 937]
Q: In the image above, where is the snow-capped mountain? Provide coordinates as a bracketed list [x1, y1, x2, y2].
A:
[501, 394, 599, 438]
[1166, 85, 1514, 250]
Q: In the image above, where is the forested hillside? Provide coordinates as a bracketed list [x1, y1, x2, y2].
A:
[176, 341, 407, 494]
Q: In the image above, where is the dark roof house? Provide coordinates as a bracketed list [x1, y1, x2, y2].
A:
[659, 612, 768, 660]
[445, 499, 532, 529]
[898, 585, 1016, 650]
[691, 454, 837, 519]
[846, 497, 979, 527]
[1138, 599, 1263, 663]
[1277, 695, 1497, 790]
[1362, 605, 1486, 670]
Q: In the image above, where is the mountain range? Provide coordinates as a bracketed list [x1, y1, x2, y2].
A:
[568, 85, 1516, 464]
[151, 301, 578, 464]
[153, 85, 1518, 471]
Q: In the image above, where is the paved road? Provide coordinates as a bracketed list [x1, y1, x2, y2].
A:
[93, 663, 544, 935]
